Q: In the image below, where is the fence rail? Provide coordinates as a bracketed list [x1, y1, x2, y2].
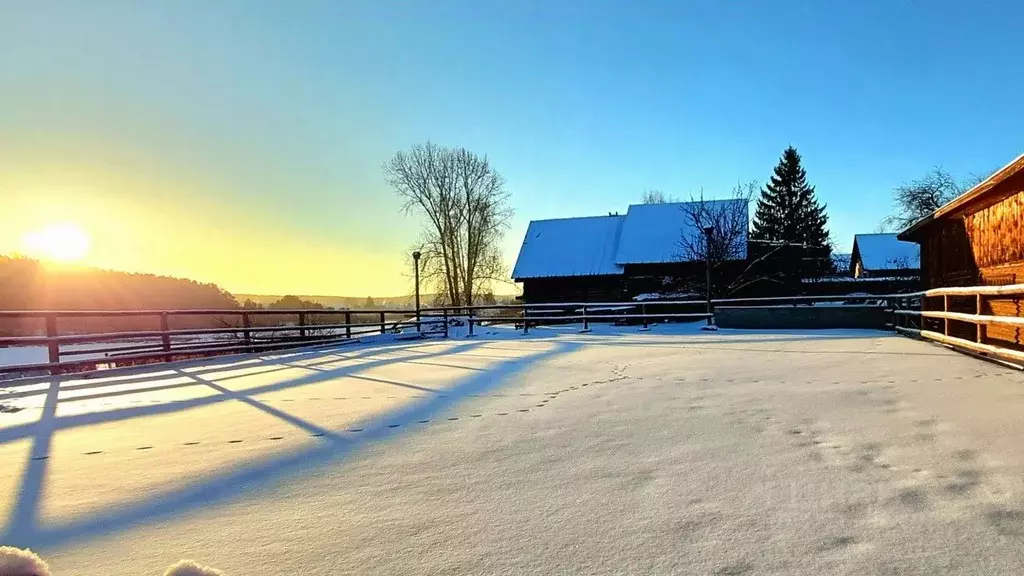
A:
[0, 308, 449, 378]
[3, 285, 1021, 380]
[891, 282, 1024, 367]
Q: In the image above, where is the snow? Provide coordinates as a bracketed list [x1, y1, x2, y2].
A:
[853, 233, 920, 271]
[633, 291, 701, 301]
[4, 327, 1024, 574]
[511, 199, 748, 280]
[802, 275, 920, 283]
[0, 342, 151, 370]
[832, 252, 852, 272]
[614, 200, 748, 264]
[511, 215, 625, 279]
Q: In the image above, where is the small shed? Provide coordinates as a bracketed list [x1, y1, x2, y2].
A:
[849, 234, 920, 278]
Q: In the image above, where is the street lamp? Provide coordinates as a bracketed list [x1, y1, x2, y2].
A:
[412, 251, 422, 331]
[701, 226, 718, 331]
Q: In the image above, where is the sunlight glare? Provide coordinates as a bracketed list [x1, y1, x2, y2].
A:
[20, 223, 91, 263]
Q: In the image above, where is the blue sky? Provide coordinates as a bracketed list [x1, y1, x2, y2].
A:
[1, 0, 1021, 295]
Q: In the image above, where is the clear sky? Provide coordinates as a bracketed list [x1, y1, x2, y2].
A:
[1, 0, 1021, 296]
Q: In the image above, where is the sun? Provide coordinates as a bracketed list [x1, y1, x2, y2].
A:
[21, 223, 91, 263]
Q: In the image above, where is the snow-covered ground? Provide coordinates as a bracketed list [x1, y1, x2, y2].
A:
[0, 324, 421, 375]
[3, 324, 1024, 574]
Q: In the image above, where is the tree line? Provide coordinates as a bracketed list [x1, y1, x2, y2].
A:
[0, 255, 356, 336]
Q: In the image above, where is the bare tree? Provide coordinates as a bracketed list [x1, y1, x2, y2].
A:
[883, 167, 984, 231]
[641, 189, 675, 204]
[384, 142, 513, 307]
[677, 184, 751, 264]
[674, 182, 774, 296]
[673, 181, 816, 296]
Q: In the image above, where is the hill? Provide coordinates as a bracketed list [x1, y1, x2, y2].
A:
[0, 255, 241, 334]
[234, 293, 519, 310]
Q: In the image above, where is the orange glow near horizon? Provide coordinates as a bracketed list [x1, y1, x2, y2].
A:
[0, 168, 518, 298]
[20, 222, 91, 263]
[0, 173, 417, 296]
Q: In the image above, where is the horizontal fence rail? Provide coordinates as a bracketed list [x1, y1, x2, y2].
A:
[0, 300, 724, 379]
[0, 308, 449, 379]
[891, 282, 1024, 368]
[7, 286, 1017, 380]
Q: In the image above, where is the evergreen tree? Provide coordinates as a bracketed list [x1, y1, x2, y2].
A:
[751, 146, 831, 275]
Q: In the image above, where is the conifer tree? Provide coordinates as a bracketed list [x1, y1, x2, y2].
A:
[751, 146, 831, 274]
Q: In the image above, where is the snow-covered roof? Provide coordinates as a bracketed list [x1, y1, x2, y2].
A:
[511, 215, 625, 279]
[614, 200, 748, 264]
[852, 234, 920, 271]
[831, 253, 852, 273]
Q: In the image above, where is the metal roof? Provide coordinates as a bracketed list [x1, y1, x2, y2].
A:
[614, 200, 748, 264]
[511, 215, 625, 280]
[852, 233, 920, 271]
[512, 199, 749, 280]
[899, 151, 1024, 240]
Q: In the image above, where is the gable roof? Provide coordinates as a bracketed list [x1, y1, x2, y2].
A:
[899, 151, 1024, 240]
[614, 200, 748, 264]
[511, 215, 625, 280]
[852, 233, 920, 271]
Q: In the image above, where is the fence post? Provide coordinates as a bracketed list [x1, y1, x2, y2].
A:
[298, 312, 307, 340]
[379, 311, 386, 335]
[443, 308, 450, 338]
[159, 312, 172, 362]
[523, 308, 529, 335]
[977, 293, 985, 343]
[345, 311, 352, 339]
[943, 295, 950, 337]
[639, 302, 650, 331]
[242, 312, 252, 353]
[45, 313, 60, 376]
[468, 308, 475, 337]
[581, 304, 590, 332]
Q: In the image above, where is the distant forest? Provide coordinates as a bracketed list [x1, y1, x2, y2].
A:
[0, 256, 514, 336]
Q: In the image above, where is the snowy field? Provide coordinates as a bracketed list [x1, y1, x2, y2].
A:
[3, 324, 1024, 575]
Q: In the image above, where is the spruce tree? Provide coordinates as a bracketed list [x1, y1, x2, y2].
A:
[752, 147, 829, 244]
[751, 146, 831, 274]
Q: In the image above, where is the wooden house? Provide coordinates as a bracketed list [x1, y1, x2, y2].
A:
[899, 152, 1024, 349]
[512, 200, 748, 302]
[511, 215, 629, 303]
[849, 234, 920, 279]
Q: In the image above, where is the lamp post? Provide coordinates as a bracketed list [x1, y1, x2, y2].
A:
[412, 251, 422, 331]
[701, 226, 717, 331]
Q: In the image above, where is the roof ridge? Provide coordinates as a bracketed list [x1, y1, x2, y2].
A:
[528, 214, 624, 224]
[625, 198, 745, 210]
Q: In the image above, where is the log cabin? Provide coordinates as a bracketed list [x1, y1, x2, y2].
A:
[899, 152, 1024, 350]
[849, 233, 920, 279]
[512, 200, 748, 303]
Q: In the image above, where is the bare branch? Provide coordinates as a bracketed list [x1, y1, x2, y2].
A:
[641, 189, 675, 204]
[384, 143, 513, 306]
[884, 167, 981, 231]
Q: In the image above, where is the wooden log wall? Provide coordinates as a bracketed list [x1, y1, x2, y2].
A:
[968, 185, 1024, 350]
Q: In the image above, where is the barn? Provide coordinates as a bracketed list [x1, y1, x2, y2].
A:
[512, 200, 748, 303]
[849, 233, 920, 279]
[510, 214, 628, 303]
[899, 152, 1024, 349]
